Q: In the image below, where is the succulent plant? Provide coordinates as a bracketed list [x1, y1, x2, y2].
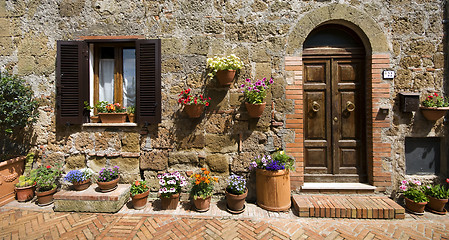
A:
[15, 169, 37, 188]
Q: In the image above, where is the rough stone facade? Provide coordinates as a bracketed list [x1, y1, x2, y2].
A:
[0, 0, 447, 197]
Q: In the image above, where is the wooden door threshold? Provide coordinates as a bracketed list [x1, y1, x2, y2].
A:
[301, 183, 377, 194]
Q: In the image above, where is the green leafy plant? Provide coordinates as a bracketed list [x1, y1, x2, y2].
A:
[94, 101, 108, 113]
[424, 180, 449, 199]
[272, 149, 295, 171]
[400, 180, 428, 203]
[36, 164, 62, 192]
[189, 168, 218, 200]
[83, 101, 93, 111]
[207, 54, 244, 78]
[16, 169, 37, 188]
[422, 93, 449, 108]
[130, 180, 149, 197]
[127, 105, 135, 114]
[240, 77, 274, 104]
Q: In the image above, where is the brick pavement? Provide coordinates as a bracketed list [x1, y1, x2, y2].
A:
[1, 200, 449, 240]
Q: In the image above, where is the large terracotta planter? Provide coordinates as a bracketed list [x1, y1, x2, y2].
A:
[256, 169, 291, 212]
[427, 195, 448, 213]
[36, 187, 57, 206]
[131, 190, 149, 210]
[0, 156, 26, 206]
[245, 102, 266, 118]
[216, 70, 236, 86]
[184, 104, 205, 118]
[193, 196, 211, 212]
[72, 179, 91, 191]
[404, 197, 427, 214]
[226, 188, 247, 214]
[420, 107, 449, 121]
[160, 193, 180, 210]
[97, 176, 120, 192]
[98, 113, 127, 123]
[15, 184, 36, 202]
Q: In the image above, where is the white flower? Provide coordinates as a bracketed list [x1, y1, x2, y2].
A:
[159, 179, 166, 186]
[169, 187, 176, 192]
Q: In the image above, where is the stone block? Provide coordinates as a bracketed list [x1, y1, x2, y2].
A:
[434, 52, 444, 69]
[94, 132, 120, 151]
[206, 89, 229, 110]
[121, 132, 140, 152]
[0, 18, 10, 37]
[205, 18, 224, 34]
[178, 134, 205, 149]
[43, 152, 65, 166]
[250, 46, 270, 62]
[204, 114, 233, 134]
[187, 36, 209, 55]
[161, 38, 183, 55]
[74, 132, 94, 152]
[65, 154, 86, 170]
[168, 152, 198, 165]
[110, 157, 139, 175]
[229, 92, 244, 107]
[161, 58, 182, 73]
[59, 0, 84, 17]
[251, 0, 267, 12]
[143, 170, 160, 192]
[0, 37, 14, 55]
[205, 134, 238, 153]
[241, 131, 267, 152]
[231, 152, 259, 173]
[17, 55, 35, 75]
[255, 63, 272, 80]
[150, 128, 175, 149]
[399, 56, 421, 68]
[140, 150, 168, 171]
[206, 154, 229, 174]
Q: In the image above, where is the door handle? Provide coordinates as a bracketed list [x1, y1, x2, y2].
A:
[312, 101, 320, 112]
[346, 101, 355, 112]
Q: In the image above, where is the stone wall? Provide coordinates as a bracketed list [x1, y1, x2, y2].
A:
[0, 0, 447, 195]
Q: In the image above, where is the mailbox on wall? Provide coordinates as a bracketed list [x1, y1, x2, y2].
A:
[399, 92, 420, 113]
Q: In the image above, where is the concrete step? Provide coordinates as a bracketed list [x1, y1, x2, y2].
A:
[300, 183, 377, 194]
[54, 184, 130, 213]
[292, 194, 405, 219]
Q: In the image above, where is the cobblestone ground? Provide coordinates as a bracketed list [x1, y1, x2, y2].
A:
[1, 202, 449, 240]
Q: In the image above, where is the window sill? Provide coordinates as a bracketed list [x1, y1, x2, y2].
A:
[83, 123, 138, 127]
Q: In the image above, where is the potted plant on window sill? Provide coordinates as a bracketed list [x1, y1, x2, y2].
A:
[420, 92, 449, 121]
[96, 166, 120, 192]
[178, 89, 211, 118]
[35, 164, 62, 206]
[423, 179, 449, 214]
[241, 77, 274, 118]
[400, 180, 428, 214]
[250, 149, 294, 212]
[189, 168, 218, 212]
[97, 101, 127, 123]
[64, 169, 93, 191]
[207, 54, 244, 86]
[225, 174, 247, 214]
[130, 180, 150, 210]
[158, 171, 187, 210]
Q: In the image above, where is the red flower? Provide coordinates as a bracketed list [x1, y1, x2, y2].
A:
[194, 99, 197, 104]
[135, 180, 140, 186]
[46, 165, 51, 169]
[205, 102, 209, 106]
[446, 178, 449, 184]
[435, 93, 438, 97]
[186, 89, 191, 93]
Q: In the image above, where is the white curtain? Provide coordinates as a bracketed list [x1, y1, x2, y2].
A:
[99, 59, 114, 104]
[123, 49, 136, 108]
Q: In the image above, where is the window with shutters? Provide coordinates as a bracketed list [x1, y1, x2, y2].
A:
[56, 38, 161, 125]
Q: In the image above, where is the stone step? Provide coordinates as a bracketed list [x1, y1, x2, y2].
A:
[292, 194, 405, 219]
[300, 183, 377, 194]
[54, 184, 130, 213]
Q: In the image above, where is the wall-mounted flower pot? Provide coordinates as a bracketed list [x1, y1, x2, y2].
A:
[98, 113, 127, 123]
[184, 104, 205, 118]
[245, 102, 266, 118]
[420, 107, 449, 121]
[216, 70, 236, 86]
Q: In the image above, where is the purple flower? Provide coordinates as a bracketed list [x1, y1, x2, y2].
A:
[269, 78, 274, 84]
[241, 84, 245, 88]
[246, 78, 251, 83]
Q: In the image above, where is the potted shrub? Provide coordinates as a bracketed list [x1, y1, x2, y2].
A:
[96, 166, 120, 192]
[158, 171, 187, 210]
[15, 169, 37, 202]
[240, 77, 274, 118]
[189, 168, 218, 212]
[0, 72, 39, 206]
[400, 180, 428, 214]
[130, 180, 150, 210]
[178, 89, 211, 118]
[249, 149, 294, 211]
[97, 101, 127, 123]
[207, 54, 244, 86]
[64, 169, 93, 191]
[423, 179, 449, 214]
[35, 164, 62, 206]
[127, 105, 135, 123]
[225, 174, 247, 214]
[420, 92, 449, 121]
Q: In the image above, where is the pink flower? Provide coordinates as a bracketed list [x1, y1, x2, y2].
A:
[401, 180, 407, 185]
[399, 185, 407, 191]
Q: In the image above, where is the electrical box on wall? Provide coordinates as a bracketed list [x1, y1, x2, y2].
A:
[399, 92, 420, 113]
[405, 137, 440, 175]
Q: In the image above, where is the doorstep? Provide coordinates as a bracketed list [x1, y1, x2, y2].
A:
[292, 195, 405, 219]
[54, 184, 130, 213]
[301, 183, 377, 194]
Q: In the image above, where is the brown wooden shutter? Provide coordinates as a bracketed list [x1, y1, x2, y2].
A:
[136, 39, 161, 124]
[56, 41, 89, 125]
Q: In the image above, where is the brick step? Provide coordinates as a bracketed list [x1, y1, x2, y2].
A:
[54, 184, 130, 213]
[300, 183, 377, 194]
[292, 195, 405, 219]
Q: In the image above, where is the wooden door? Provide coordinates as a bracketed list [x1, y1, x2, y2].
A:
[303, 56, 366, 182]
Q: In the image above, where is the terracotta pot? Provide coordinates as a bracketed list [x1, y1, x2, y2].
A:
[0, 156, 26, 206]
[98, 113, 127, 123]
[160, 193, 180, 210]
[245, 102, 266, 118]
[184, 104, 205, 118]
[128, 113, 135, 123]
[131, 190, 149, 210]
[97, 176, 120, 193]
[427, 195, 448, 212]
[72, 179, 91, 191]
[420, 107, 449, 121]
[15, 184, 35, 202]
[226, 188, 247, 213]
[193, 196, 211, 212]
[256, 169, 291, 212]
[90, 115, 100, 123]
[404, 197, 427, 213]
[216, 70, 236, 86]
[36, 187, 57, 206]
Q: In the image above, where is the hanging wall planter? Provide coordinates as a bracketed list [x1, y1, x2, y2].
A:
[245, 102, 266, 118]
[216, 70, 236, 86]
[420, 107, 449, 121]
[184, 104, 205, 118]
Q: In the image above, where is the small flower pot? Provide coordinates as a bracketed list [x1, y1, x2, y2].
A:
[427, 195, 448, 213]
[404, 197, 427, 214]
[216, 70, 236, 86]
[193, 196, 211, 212]
[128, 113, 135, 123]
[15, 184, 36, 202]
[36, 187, 57, 206]
[245, 102, 266, 118]
[98, 113, 127, 123]
[226, 189, 248, 214]
[131, 190, 149, 210]
[184, 104, 205, 118]
[90, 115, 100, 123]
[420, 107, 449, 121]
[97, 176, 120, 193]
[160, 193, 180, 210]
[72, 179, 91, 191]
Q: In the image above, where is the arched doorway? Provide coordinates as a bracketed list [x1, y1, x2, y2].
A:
[302, 24, 367, 183]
